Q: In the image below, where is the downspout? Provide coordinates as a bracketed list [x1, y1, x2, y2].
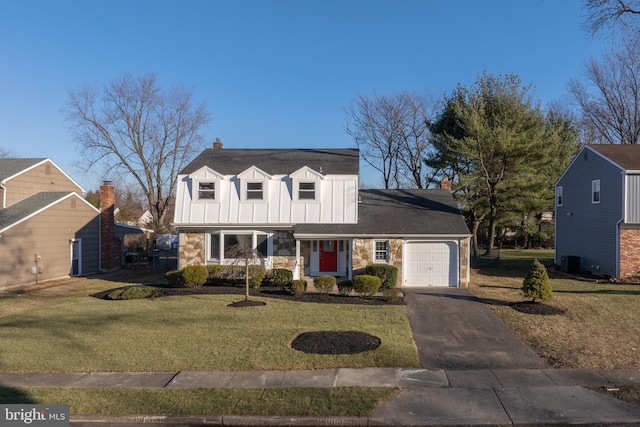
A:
[1, 180, 6, 209]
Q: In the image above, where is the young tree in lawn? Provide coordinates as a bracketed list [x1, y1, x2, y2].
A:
[65, 73, 211, 232]
[218, 244, 265, 302]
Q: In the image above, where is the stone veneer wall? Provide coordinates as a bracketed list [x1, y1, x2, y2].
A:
[619, 227, 640, 278]
[352, 238, 403, 286]
[271, 231, 300, 271]
[178, 231, 206, 269]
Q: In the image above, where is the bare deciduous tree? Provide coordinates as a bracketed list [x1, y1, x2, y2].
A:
[584, 0, 640, 37]
[344, 91, 436, 189]
[569, 38, 640, 144]
[65, 73, 211, 231]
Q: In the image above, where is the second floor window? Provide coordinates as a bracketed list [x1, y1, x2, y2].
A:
[246, 182, 263, 200]
[592, 180, 600, 204]
[198, 182, 215, 200]
[298, 182, 316, 200]
[556, 186, 563, 206]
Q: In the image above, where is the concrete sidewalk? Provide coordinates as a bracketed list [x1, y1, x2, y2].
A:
[2, 367, 640, 426]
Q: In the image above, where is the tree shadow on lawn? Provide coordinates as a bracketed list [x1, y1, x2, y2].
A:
[0, 387, 37, 404]
[422, 291, 565, 316]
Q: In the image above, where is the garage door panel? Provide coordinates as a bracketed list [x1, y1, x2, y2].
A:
[404, 241, 457, 287]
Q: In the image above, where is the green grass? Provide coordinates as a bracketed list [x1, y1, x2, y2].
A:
[0, 277, 418, 372]
[470, 249, 640, 369]
[0, 387, 399, 416]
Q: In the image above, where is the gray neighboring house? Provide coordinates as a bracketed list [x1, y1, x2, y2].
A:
[0, 158, 143, 289]
[173, 142, 472, 287]
[555, 144, 640, 278]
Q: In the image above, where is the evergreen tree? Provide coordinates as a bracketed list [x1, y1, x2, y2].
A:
[522, 258, 553, 303]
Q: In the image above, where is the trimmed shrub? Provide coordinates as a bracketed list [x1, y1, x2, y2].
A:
[366, 264, 398, 288]
[522, 258, 553, 302]
[353, 275, 381, 298]
[107, 286, 161, 300]
[165, 269, 185, 287]
[206, 264, 225, 284]
[313, 275, 336, 295]
[266, 268, 293, 287]
[337, 280, 353, 296]
[248, 265, 267, 288]
[291, 279, 307, 296]
[182, 265, 209, 288]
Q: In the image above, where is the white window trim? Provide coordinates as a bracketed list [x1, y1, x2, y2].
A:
[592, 180, 601, 204]
[208, 231, 272, 264]
[194, 178, 221, 202]
[242, 180, 268, 202]
[556, 186, 563, 207]
[373, 239, 389, 263]
[296, 181, 317, 201]
[196, 181, 217, 201]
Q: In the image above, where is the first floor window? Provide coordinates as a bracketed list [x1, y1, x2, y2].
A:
[374, 240, 388, 262]
[212, 232, 270, 259]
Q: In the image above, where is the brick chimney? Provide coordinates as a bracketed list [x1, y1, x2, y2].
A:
[440, 176, 452, 190]
[100, 181, 120, 271]
[213, 138, 223, 149]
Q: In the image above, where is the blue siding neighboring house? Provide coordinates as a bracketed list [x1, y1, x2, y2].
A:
[556, 144, 640, 278]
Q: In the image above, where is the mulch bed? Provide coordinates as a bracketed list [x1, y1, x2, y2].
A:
[92, 284, 404, 306]
[290, 331, 382, 354]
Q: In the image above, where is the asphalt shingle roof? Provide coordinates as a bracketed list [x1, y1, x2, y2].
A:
[180, 148, 359, 175]
[0, 158, 47, 181]
[588, 144, 640, 170]
[0, 192, 73, 231]
[295, 189, 471, 236]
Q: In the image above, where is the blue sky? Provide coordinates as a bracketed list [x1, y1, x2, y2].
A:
[0, 0, 605, 190]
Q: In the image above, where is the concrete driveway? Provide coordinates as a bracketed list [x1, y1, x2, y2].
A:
[404, 287, 545, 370]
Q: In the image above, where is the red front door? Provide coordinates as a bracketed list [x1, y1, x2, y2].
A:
[319, 240, 338, 272]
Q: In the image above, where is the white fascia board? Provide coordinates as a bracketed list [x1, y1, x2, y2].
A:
[0, 192, 96, 234]
[1, 159, 86, 193]
[293, 233, 473, 239]
[237, 165, 272, 179]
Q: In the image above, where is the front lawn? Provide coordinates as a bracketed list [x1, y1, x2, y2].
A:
[0, 387, 399, 417]
[469, 249, 640, 369]
[0, 275, 419, 372]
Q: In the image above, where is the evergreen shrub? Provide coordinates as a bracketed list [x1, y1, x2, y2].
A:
[522, 258, 553, 302]
[366, 264, 398, 288]
[353, 275, 381, 298]
[313, 275, 336, 295]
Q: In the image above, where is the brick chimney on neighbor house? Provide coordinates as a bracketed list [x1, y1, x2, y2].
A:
[440, 176, 452, 190]
[100, 181, 120, 271]
[213, 138, 223, 149]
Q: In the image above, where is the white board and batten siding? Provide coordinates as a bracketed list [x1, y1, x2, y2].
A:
[403, 240, 459, 287]
[174, 167, 359, 225]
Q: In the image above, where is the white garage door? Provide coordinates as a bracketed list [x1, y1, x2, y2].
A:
[404, 241, 458, 287]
